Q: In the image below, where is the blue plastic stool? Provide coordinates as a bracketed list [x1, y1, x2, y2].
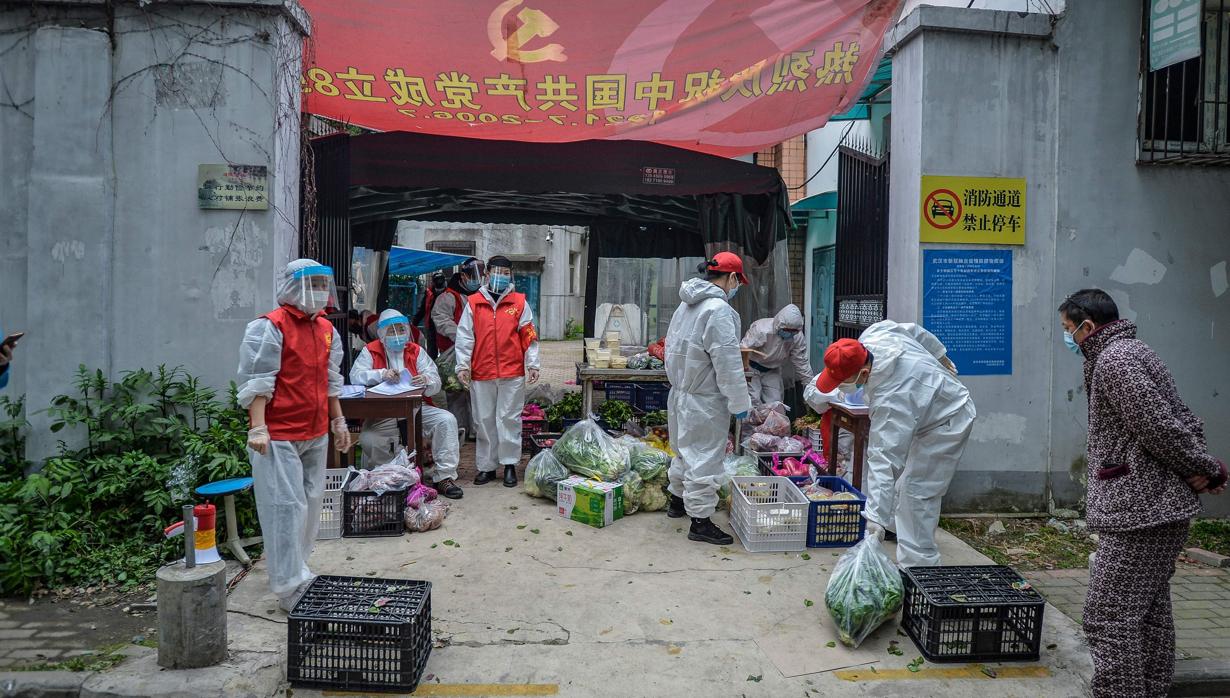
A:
[195, 477, 262, 567]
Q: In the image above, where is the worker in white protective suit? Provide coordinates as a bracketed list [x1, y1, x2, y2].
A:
[350, 309, 464, 500]
[741, 304, 814, 406]
[805, 321, 976, 567]
[237, 259, 352, 612]
[455, 255, 540, 488]
[665, 252, 753, 546]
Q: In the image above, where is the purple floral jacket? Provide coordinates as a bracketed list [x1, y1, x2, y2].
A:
[1081, 320, 1226, 532]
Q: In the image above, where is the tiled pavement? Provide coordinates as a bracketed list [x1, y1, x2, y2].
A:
[1028, 564, 1230, 661]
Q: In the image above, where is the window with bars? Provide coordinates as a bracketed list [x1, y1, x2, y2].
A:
[1139, 0, 1230, 164]
[426, 240, 476, 257]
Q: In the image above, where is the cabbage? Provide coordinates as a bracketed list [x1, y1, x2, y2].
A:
[637, 481, 670, 512]
[629, 444, 670, 482]
[619, 471, 644, 515]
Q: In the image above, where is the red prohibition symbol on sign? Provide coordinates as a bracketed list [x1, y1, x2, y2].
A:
[924, 189, 962, 230]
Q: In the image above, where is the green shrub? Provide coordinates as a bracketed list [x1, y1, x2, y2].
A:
[0, 366, 253, 596]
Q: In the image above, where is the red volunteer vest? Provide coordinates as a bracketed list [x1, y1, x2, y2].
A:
[262, 305, 333, 440]
[432, 288, 466, 353]
[467, 291, 537, 381]
[365, 340, 434, 406]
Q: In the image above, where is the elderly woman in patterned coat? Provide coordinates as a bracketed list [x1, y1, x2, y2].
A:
[1060, 289, 1226, 698]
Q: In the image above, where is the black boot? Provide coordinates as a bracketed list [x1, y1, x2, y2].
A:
[474, 470, 496, 485]
[503, 465, 518, 488]
[688, 517, 734, 545]
[435, 478, 464, 500]
[666, 494, 685, 519]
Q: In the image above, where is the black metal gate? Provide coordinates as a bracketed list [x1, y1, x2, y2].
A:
[300, 133, 353, 363]
[833, 143, 889, 340]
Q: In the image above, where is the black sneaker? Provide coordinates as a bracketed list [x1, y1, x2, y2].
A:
[435, 478, 464, 499]
[503, 465, 518, 488]
[688, 517, 734, 546]
[666, 494, 686, 519]
[474, 471, 497, 485]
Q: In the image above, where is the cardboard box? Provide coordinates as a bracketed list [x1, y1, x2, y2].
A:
[557, 476, 624, 528]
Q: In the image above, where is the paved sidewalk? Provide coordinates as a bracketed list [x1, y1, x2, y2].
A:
[537, 339, 582, 390]
[1028, 564, 1230, 661]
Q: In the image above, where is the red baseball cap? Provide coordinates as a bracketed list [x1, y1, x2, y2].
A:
[708, 251, 749, 285]
[816, 338, 869, 393]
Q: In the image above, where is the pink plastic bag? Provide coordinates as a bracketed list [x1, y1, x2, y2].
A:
[757, 410, 791, 437]
[405, 483, 438, 510]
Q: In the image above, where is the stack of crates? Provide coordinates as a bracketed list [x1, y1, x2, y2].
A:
[287, 575, 433, 693]
[317, 468, 348, 540]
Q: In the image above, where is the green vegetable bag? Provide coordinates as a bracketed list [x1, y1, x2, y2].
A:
[553, 419, 630, 482]
[824, 536, 904, 648]
[524, 449, 569, 501]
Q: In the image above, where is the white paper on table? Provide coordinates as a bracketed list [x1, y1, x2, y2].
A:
[368, 369, 415, 396]
[340, 385, 366, 399]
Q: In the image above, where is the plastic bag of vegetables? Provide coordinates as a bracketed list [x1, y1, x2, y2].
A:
[436, 348, 467, 393]
[553, 419, 630, 482]
[628, 442, 671, 482]
[824, 537, 904, 648]
[524, 449, 569, 501]
[627, 352, 652, 370]
[717, 455, 758, 509]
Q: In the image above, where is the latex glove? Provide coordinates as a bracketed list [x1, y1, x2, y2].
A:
[734, 411, 748, 420]
[330, 416, 352, 453]
[457, 368, 472, 388]
[381, 368, 399, 382]
[865, 520, 886, 542]
[410, 373, 429, 387]
[940, 356, 958, 376]
[247, 425, 270, 456]
[527, 368, 540, 385]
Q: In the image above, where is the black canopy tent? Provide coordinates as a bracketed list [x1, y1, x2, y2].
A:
[308, 130, 794, 338]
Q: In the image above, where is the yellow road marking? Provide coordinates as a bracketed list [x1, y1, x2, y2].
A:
[835, 664, 1051, 681]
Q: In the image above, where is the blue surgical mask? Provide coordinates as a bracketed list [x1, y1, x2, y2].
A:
[777, 329, 797, 341]
[489, 274, 510, 293]
[1063, 331, 1082, 355]
[461, 278, 480, 293]
[384, 334, 408, 351]
[726, 286, 739, 301]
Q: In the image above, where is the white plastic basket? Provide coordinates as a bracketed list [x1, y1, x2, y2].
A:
[324, 468, 349, 492]
[729, 476, 809, 552]
[318, 490, 343, 540]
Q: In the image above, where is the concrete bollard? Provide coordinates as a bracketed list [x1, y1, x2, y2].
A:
[156, 560, 228, 669]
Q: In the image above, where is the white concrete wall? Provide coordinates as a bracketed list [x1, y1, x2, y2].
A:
[0, 1, 308, 458]
[397, 221, 587, 340]
[886, 5, 1230, 514]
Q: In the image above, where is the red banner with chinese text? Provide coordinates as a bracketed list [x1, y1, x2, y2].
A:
[300, 0, 900, 157]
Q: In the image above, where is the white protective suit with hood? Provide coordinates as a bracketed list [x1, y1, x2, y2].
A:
[804, 320, 976, 567]
[741, 303, 814, 406]
[237, 258, 342, 607]
[350, 310, 460, 481]
[665, 278, 753, 518]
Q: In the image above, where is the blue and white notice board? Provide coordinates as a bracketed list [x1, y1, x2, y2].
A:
[923, 250, 1012, 375]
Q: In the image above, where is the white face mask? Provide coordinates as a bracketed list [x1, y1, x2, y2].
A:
[301, 290, 330, 313]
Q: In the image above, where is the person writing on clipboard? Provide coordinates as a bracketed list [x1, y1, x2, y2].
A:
[804, 321, 975, 568]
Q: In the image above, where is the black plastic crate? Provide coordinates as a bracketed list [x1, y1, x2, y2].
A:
[804, 476, 866, 548]
[635, 383, 670, 411]
[287, 575, 432, 693]
[604, 381, 637, 403]
[900, 565, 1045, 663]
[341, 487, 407, 538]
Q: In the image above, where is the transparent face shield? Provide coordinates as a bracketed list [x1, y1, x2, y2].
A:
[488, 267, 512, 293]
[293, 265, 338, 314]
[378, 315, 411, 350]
